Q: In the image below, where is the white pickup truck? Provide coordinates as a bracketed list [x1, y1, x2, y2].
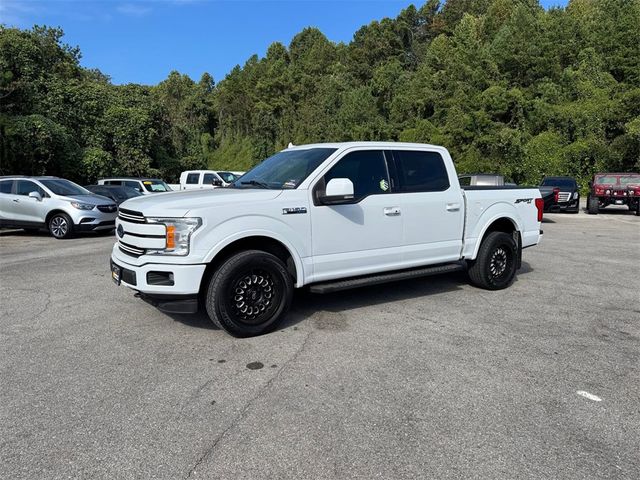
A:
[110, 142, 543, 337]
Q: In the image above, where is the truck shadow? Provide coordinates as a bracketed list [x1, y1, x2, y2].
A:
[166, 262, 534, 333]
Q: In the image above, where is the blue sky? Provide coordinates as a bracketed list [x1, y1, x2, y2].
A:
[2, 0, 569, 85]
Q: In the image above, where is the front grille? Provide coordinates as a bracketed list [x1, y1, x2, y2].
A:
[558, 192, 571, 202]
[119, 241, 145, 257]
[97, 204, 117, 213]
[119, 208, 146, 224]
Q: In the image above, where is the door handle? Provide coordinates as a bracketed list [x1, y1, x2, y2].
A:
[384, 207, 401, 216]
[446, 203, 461, 211]
[12, 199, 19, 203]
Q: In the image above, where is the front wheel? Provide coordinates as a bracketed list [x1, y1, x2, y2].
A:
[48, 213, 74, 239]
[205, 250, 293, 337]
[467, 231, 518, 290]
[587, 195, 599, 215]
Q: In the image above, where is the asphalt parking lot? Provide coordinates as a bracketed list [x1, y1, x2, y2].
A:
[1, 206, 639, 479]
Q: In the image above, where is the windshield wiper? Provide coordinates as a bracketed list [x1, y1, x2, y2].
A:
[240, 180, 270, 189]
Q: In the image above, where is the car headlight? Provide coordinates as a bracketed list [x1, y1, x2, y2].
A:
[573, 192, 579, 200]
[71, 202, 95, 210]
[606, 189, 611, 195]
[146, 217, 201, 256]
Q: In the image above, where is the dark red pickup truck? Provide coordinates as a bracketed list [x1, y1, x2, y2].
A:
[587, 173, 640, 215]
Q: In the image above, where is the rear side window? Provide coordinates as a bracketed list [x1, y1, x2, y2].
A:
[124, 180, 142, 191]
[107, 180, 123, 186]
[392, 150, 450, 192]
[458, 176, 471, 186]
[0, 180, 12, 194]
[323, 150, 390, 200]
[16, 180, 45, 196]
[186, 173, 200, 184]
[203, 173, 216, 184]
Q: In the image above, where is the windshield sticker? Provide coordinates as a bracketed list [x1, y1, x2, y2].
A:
[379, 179, 389, 191]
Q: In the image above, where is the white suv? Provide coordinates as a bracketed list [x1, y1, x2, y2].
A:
[0, 176, 117, 238]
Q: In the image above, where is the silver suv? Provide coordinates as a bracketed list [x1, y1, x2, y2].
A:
[0, 176, 117, 238]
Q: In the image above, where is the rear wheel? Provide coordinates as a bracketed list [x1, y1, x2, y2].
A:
[48, 213, 74, 239]
[468, 231, 518, 290]
[587, 195, 599, 215]
[205, 250, 293, 337]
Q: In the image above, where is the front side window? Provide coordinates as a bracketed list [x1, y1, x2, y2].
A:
[124, 180, 143, 192]
[16, 180, 46, 196]
[218, 172, 239, 183]
[232, 147, 337, 190]
[322, 150, 390, 200]
[203, 173, 216, 184]
[186, 173, 200, 185]
[393, 150, 450, 192]
[0, 180, 12, 194]
[619, 175, 640, 187]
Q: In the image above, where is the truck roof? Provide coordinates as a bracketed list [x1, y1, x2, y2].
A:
[286, 141, 446, 151]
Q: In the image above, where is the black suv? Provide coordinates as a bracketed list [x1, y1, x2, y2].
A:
[539, 176, 580, 213]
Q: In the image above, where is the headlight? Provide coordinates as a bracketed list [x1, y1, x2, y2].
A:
[573, 192, 579, 200]
[71, 202, 95, 210]
[606, 189, 611, 195]
[146, 217, 201, 256]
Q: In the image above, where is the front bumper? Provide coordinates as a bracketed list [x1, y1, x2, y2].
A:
[69, 207, 117, 230]
[77, 219, 116, 231]
[110, 245, 207, 296]
[545, 200, 579, 212]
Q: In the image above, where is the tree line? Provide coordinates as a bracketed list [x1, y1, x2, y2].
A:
[1, 0, 638, 187]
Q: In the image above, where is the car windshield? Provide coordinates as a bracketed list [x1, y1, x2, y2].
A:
[619, 175, 640, 186]
[218, 172, 239, 183]
[541, 178, 576, 188]
[142, 180, 170, 192]
[595, 175, 620, 185]
[231, 148, 337, 189]
[40, 179, 90, 196]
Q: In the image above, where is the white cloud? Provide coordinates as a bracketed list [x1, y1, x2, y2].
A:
[116, 3, 152, 17]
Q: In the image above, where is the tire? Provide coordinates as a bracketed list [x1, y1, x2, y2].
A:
[587, 195, 599, 215]
[48, 213, 74, 239]
[636, 203, 640, 217]
[205, 250, 293, 337]
[468, 231, 518, 290]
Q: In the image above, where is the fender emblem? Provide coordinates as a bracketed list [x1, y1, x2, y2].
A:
[282, 207, 307, 215]
[515, 198, 533, 204]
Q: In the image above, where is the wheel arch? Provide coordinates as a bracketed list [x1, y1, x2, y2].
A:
[200, 234, 304, 297]
[469, 215, 522, 263]
[45, 209, 72, 226]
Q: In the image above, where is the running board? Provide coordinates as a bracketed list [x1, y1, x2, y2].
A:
[308, 263, 465, 294]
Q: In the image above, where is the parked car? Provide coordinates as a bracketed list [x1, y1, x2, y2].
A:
[85, 185, 143, 205]
[178, 170, 239, 190]
[587, 173, 640, 215]
[538, 176, 580, 213]
[458, 174, 516, 186]
[0, 176, 117, 238]
[97, 177, 171, 194]
[110, 142, 543, 337]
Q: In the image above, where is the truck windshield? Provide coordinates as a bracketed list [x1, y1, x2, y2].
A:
[40, 179, 90, 196]
[142, 180, 170, 192]
[541, 178, 576, 188]
[232, 148, 337, 189]
[595, 175, 620, 185]
[619, 175, 640, 186]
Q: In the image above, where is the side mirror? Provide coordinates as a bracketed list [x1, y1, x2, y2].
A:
[212, 178, 223, 187]
[319, 178, 354, 205]
[28, 191, 43, 202]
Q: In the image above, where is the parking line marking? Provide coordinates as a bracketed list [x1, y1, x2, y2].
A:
[577, 390, 602, 402]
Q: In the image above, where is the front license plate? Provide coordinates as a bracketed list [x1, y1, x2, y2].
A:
[111, 264, 122, 285]
[615, 200, 623, 204]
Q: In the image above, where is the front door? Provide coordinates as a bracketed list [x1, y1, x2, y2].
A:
[12, 180, 48, 224]
[310, 149, 404, 282]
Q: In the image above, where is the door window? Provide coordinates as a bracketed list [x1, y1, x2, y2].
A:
[124, 180, 142, 192]
[392, 150, 450, 192]
[203, 173, 216, 184]
[16, 180, 45, 196]
[186, 173, 200, 184]
[0, 180, 12, 194]
[322, 150, 390, 201]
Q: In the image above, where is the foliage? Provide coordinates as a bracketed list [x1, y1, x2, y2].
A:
[1, 0, 639, 186]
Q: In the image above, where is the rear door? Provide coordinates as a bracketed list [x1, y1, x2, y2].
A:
[390, 149, 464, 265]
[0, 180, 15, 224]
[309, 149, 404, 281]
[184, 173, 201, 190]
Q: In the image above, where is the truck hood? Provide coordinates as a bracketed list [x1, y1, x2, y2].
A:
[119, 188, 283, 217]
